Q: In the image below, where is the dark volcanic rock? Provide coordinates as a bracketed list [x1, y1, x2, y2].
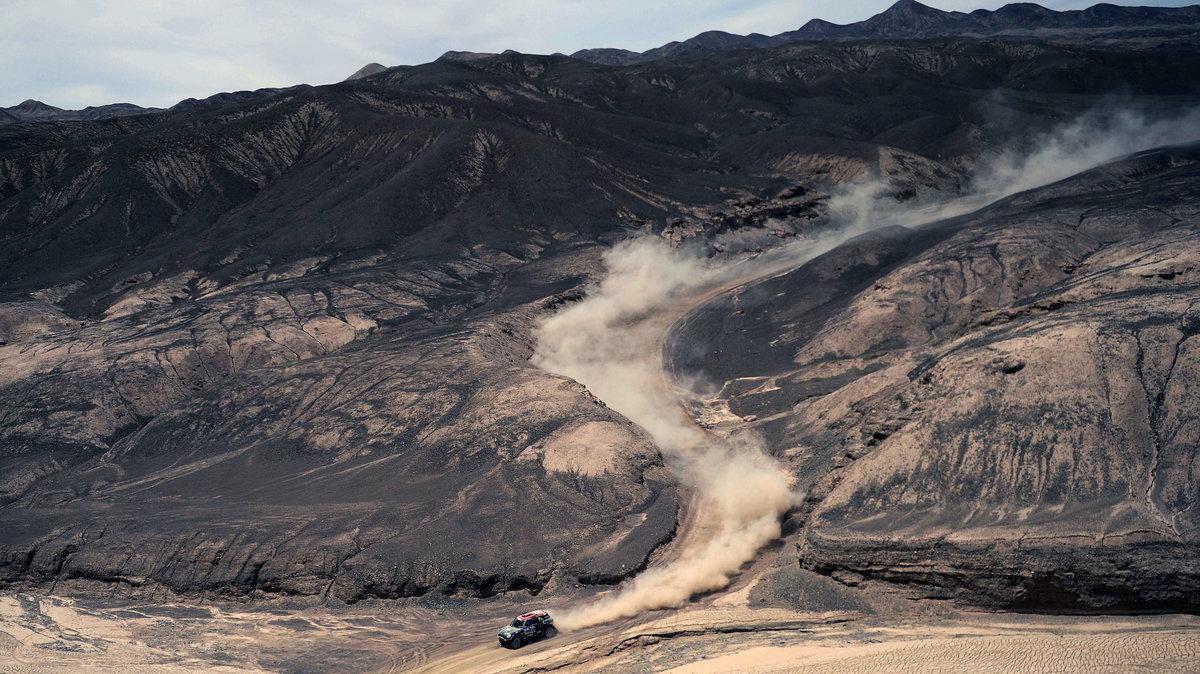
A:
[5, 41, 1196, 310]
[671, 145, 1200, 610]
[0, 246, 679, 600]
[1, 38, 1199, 604]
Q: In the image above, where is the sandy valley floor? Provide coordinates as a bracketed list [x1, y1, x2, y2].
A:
[2, 590, 1198, 673]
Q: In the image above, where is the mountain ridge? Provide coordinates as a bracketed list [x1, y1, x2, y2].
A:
[0, 86, 311, 127]
[572, 1, 1200, 65]
[351, 2, 1200, 85]
[10, 2, 1198, 121]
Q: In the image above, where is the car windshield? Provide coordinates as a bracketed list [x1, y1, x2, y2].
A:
[510, 619, 523, 628]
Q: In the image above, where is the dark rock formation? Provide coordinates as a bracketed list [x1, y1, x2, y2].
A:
[1, 34, 1198, 605]
[0, 248, 678, 601]
[671, 144, 1200, 610]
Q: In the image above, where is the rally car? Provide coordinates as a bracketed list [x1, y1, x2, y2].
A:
[497, 609, 556, 649]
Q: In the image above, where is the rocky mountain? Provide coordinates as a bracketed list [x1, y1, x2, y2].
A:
[0, 30, 1199, 612]
[436, 50, 505, 62]
[168, 85, 310, 112]
[344, 63, 388, 81]
[786, 0, 1200, 39]
[1, 87, 310, 127]
[0, 99, 161, 126]
[571, 1, 1200, 65]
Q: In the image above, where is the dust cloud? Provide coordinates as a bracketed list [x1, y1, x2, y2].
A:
[532, 238, 798, 630]
[530, 105, 1200, 630]
[830, 106, 1200, 231]
[972, 106, 1200, 198]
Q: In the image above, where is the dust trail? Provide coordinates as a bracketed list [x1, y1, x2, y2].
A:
[532, 234, 873, 630]
[532, 237, 799, 630]
[831, 106, 1200, 231]
[530, 105, 1200, 631]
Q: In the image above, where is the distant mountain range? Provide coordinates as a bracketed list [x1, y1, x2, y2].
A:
[0, 99, 158, 125]
[571, 0, 1200, 65]
[6, 1, 1199, 123]
[0, 86, 309, 126]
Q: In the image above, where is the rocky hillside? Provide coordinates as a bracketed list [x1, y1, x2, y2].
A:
[672, 144, 1200, 610]
[1, 37, 1199, 605]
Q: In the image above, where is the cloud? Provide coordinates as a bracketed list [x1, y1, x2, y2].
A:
[2, 0, 1195, 109]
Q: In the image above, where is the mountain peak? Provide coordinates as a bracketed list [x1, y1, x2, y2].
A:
[794, 17, 843, 35]
[883, 0, 938, 13]
[859, 0, 962, 35]
[344, 62, 388, 81]
[875, 0, 950, 20]
[14, 99, 59, 111]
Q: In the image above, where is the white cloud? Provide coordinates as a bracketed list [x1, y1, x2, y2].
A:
[0, 0, 1194, 109]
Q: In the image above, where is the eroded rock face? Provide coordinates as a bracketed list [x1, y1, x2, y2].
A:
[0, 247, 678, 601]
[5, 41, 1197, 316]
[672, 145, 1200, 609]
[0, 301, 77, 345]
[0, 255, 499, 491]
[2, 40, 1198, 605]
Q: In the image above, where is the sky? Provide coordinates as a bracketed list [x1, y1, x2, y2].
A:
[1, 0, 1195, 110]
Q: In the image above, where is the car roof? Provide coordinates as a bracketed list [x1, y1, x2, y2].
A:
[516, 610, 548, 620]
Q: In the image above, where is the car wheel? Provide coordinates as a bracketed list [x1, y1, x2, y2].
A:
[511, 637, 523, 649]
[545, 626, 558, 638]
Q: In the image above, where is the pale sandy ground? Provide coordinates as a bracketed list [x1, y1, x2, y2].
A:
[3, 590, 1199, 673]
[664, 614, 1200, 674]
